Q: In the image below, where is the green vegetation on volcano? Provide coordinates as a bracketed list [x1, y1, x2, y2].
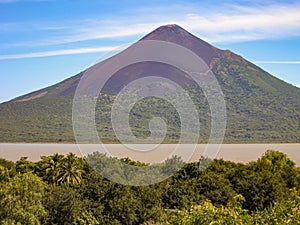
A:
[0, 54, 299, 143]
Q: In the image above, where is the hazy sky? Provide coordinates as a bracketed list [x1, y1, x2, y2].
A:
[0, 0, 299, 103]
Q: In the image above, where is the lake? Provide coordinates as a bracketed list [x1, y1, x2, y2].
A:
[0, 143, 299, 165]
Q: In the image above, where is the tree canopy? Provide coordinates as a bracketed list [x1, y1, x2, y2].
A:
[1, 150, 300, 224]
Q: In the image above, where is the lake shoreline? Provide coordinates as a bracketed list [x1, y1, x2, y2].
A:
[0, 143, 299, 165]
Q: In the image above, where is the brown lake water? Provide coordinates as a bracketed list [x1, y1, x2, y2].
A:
[0, 143, 299, 165]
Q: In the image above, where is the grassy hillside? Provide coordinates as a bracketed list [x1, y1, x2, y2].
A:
[213, 57, 300, 143]
[0, 55, 299, 143]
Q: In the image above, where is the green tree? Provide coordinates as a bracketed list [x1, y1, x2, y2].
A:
[58, 153, 84, 186]
[251, 188, 300, 224]
[133, 184, 166, 224]
[0, 165, 10, 184]
[196, 171, 236, 206]
[37, 153, 84, 186]
[232, 151, 290, 211]
[43, 185, 76, 225]
[16, 157, 36, 173]
[0, 158, 15, 170]
[0, 158, 15, 183]
[103, 183, 140, 224]
[166, 196, 250, 225]
[0, 172, 46, 225]
[38, 153, 64, 184]
[259, 150, 299, 188]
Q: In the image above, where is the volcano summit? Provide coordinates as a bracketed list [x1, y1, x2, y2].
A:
[1, 24, 299, 143]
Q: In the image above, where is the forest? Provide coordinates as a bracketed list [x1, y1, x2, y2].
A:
[1, 149, 300, 224]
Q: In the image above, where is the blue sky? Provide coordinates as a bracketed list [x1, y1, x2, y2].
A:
[0, 0, 299, 103]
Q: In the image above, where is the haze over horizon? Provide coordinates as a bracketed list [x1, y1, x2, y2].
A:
[0, 0, 300, 103]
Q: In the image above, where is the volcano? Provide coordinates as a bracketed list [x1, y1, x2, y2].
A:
[0, 24, 299, 143]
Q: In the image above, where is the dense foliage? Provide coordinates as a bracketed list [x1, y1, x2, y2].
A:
[1, 150, 300, 224]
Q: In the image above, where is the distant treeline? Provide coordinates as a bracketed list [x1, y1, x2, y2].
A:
[1, 149, 300, 224]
